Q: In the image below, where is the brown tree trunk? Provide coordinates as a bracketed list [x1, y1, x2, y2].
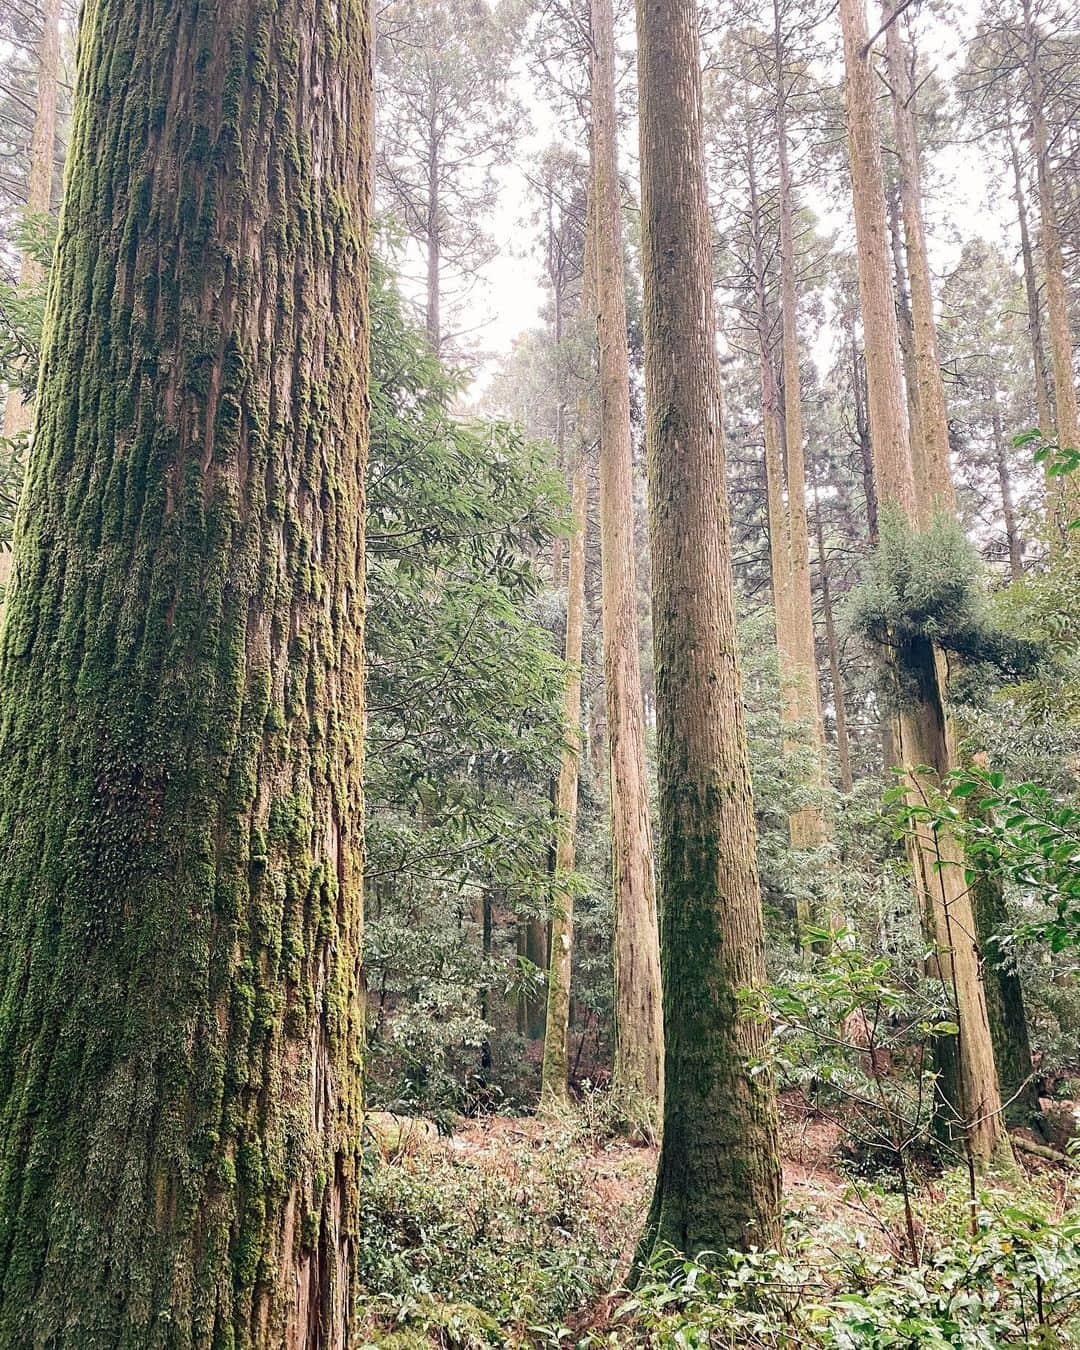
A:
[840, 0, 917, 520]
[992, 394, 1023, 582]
[887, 180, 923, 482]
[589, 0, 664, 1121]
[841, 0, 1010, 1169]
[852, 341, 880, 543]
[632, 0, 782, 1263]
[1008, 123, 1054, 439]
[746, 127, 793, 676]
[1022, 0, 1079, 467]
[815, 496, 854, 795]
[773, 12, 827, 857]
[0, 0, 62, 599]
[0, 0, 372, 1338]
[885, 18, 954, 520]
[540, 451, 588, 1112]
[966, 791, 1038, 1126]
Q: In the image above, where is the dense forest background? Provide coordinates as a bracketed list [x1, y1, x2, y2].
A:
[0, 0, 1076, 1343]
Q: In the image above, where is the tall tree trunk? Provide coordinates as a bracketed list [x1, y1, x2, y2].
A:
[966, 794, 1038, 1126]
[539, 452, 588, 1112]
[589, 0, 663, 1121]
[0, 0, 372, 1342]
[0, 0, 62, 599]
[885, 18, 954, 520]
[887, 180, 923, 477]
[992, 394, 1023, 582]
[840, 0, 1010, 1169]
[1008, 122, 1054, 439]
[633, 0, 782, 1263]
[746, 126, 794, 684]
[815, 496, 854, 795]
[852, 341, 879, 543]
[1022, 0, 1079, 469]
[773, 10, 827, 858]
[840, 0, 916, 521]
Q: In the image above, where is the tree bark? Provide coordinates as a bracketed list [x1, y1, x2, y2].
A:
[839, 0, 917, 520]
[815, 496, 854, 795]
[895, 647, 1011, 1165]
[746, 125, 794, 686]
[633, 0, 782, 1262]
[887, 180, 923, 485]
[0, 0, 372, 1342]
[841, 0, 1010, 1169]
[992, 394, 1023, 582]
[589, 0, 663, 1121]
[967, 805, 1039, 1126]
[1022, 0, 1079, 468]
[539, 452, 588, 1112]
[852, 341, 879, 543]
[773, 8, 827, 857]
[885, 18, 955, 520]
[0, 0, 62, 600]
[1008, 122, 1054, 440]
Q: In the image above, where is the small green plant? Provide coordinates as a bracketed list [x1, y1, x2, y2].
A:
[893, 764, 1080, 952]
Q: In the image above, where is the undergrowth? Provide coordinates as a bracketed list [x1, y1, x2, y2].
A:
[355, 1112, 1080, 1348]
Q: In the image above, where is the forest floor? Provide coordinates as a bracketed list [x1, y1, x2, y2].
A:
[355, 1091, 1078, 1347]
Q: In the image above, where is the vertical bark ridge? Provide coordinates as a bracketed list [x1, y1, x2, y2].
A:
[634, 0, 782, 1261]
[0, 0, 372, 1341]
[589, 0, 664, 1119]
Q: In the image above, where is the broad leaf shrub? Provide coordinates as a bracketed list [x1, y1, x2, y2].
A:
[584, 1200, 1080, 1348]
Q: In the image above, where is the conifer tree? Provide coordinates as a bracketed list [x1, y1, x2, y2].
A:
[0, 0, 371, 1340]
[588, 0, 663, 1122]
[839, 0, 1010, 1168]
[633, 0, 782, 1262]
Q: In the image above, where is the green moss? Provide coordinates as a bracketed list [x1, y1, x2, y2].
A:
[0, 0, 372, 1340]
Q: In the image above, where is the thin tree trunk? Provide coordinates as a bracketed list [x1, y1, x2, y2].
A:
[840, 0, 1010, 1170]
[885, 17, 954, 520]
[815, 495, 854, 795]
[0, 0, 61, 599]
[773, 8, 827, 857]
[589, 0, 663, 1122]
[0, 0, 372, 1340]
[992, 394, 1023, 582]
[887, 180, 923, 477]
[1008, 122, 1054, 439]
[632, 0, 782, 1263]
[539, 451, 588, 1112]
[967, 796, 1038, 1126]
[746, 126, 793, 677]
[1022, 0, 1079, 469]
[852, 341, 879, 543]
[840, 0, 916, 521]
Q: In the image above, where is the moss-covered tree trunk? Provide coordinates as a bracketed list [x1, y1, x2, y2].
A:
[0, 0, 371, 1343]
[589, 0, 663, 1123]
[633, 0, 782, 1263]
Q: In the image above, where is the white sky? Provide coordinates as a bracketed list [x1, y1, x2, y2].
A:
[451, 0, 1009, 405]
